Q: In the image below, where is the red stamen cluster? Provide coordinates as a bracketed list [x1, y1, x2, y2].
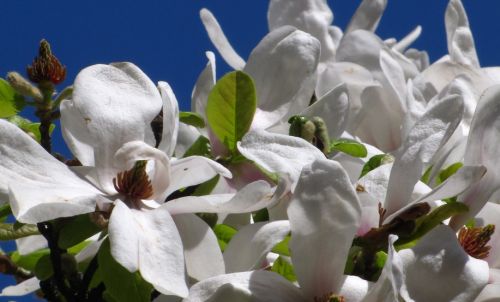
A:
[314, 293, 345, 302]
[458, 224, 495, 259]
[113, 161, 153, 202]
[27, 40, 66, 85]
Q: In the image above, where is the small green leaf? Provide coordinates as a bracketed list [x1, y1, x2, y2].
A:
[330, 139, 367, 158]
[359, 154, 393, 178]
[395, 202, 469, 247]
[58, 214, 101, 249]
[252, 208, 269, 223]
[271, 256, 296, 282]
[11, 249, 50, 271]
[0, 204, 12, 223]
[193, 175, 220, 196]
[373, 251, 388, 271]
[34, 254, 53, 281]
[213, 224, 237, 252]
[179, 111, 206, 128]
[98, 239, 152, 302]
[0, 79, 25, 118]
[7, 115, 55, 143]
[271, 236, 290, 257]
[436, 162, 463, 185]
[206, 71, 257, 152]
[183, 135, 212, 158]
[0, 222, 39, 240]
[420, 165, 433, 184]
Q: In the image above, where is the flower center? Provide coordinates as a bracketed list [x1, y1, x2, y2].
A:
[314, 293, 345, 302]
[113, 160, 154, 203]
[458, 224, 495, 259]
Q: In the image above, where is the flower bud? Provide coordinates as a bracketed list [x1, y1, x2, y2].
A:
[27, 40, 66, 85]
[6, 71, 43, 101]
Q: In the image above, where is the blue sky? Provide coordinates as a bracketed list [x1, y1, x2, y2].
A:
[1, 0, 500, 300]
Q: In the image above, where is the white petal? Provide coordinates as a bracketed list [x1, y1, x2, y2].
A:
[184, 271, 305, 302]
[474, 202, 500, 269]
[158, 81, 179, 157]
[70, 63, 162, 190]
[164, 180, 276, 215]
[393, 26, 422, 53]
[173, 214, 224, 281]
[244, 27, 320, 130]
[191, 51, 216, 121]
[166, 156, 231, 197]
[75, 237, 105, 263]
[288, 159, 361, 299]
[267, 0, 336, 62]
[474, 284, 500, 302]
[237, 129, 325, 190]
[452, 85, 500, 228]
[445, 0, 479, 67]
[385, 94, 464, 216]
[60, 98, 95, 166]
[346, 0, 387, 33]
[0, 277, 40, 296]
[379, 49, 407, 106]
[113, 141, 170, 202]
[340, 275, 371, 302]
[16, 235, 47, 255]
[223, 220, 290, 273]
[199, 9, 245, 70]
[109, 201, 188, 297]
[398, 225, 489, 302]
[300, 83, 349, 140]
[175, 123, 202, 157]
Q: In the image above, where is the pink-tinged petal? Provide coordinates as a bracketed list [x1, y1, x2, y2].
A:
[452, 85, 500, 229]
[363, 235, 410, 302]
[474, 202, 500, 269]
[166, 156, 231, 198]
[60, 98, 95, 166]
[184, 271, 305, 302]
[223, 220, 290, 273]
[267, 0, 335, 62]
[393, 26, 422, 53]
[385, 94, 464, 217]
[199, 9, 245, 70]
[244, 27, 320, 130]
[238, 129, 325, 190]
[173, 214, 224, 281]
[113, 141, 170, 203]
[445, 0, 479, 68]
[164, 180, 276, 215]
[69, 63, 162, 192]
[0, 277, 40, 297]
[109, 201, 188, 297]
[398, 225, 489, 302]
[288, 159, 361, 299]
[158, 81, 179, 157]
[191, 51, 216, 122]
[346, 0, 387, 34]
[301, 83, 349, 140]
[385, 165, 486, 223]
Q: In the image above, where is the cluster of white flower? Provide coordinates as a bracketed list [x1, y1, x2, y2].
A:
[0, 0, 499, 301]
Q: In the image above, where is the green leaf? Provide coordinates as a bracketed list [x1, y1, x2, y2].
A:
[179, 111, 206, 128]
[330, 139, 367, 158]
[206, 71, 257, 152]
[0, 204, 12, 223]
[271, 256, 296, 282]
[271, 236, 290, 257]
[0, 222, 39, 240]
[34, 254, 53, 281]
[213, 224, 237, 252]
[97, 239, 153, 302]
[252, 208, 269, 223]
[395, 202, 469, 248]
[7, 115, 55, 143]
[373, 251, 388, 271]
[183, 135, 212, 158]
[436, 162, 463, 185]
[58, 214, 101, 249]
[0, 79, 25, 118]
[11, 249, 50, 271]
[193, 175, 220, 196]
[359, 154, 393, 178]
[420, 165, 433, 184]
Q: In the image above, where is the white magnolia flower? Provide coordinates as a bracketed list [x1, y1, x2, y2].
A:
[181, 159, 371, 302]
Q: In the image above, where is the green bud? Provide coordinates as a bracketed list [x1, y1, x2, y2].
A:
[6, 71, 43, 101]
[288, 115, 332, 154]
[60, 253, 78, 276]
[311, 117, 330, 154]
[288, 115, 309, 137]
